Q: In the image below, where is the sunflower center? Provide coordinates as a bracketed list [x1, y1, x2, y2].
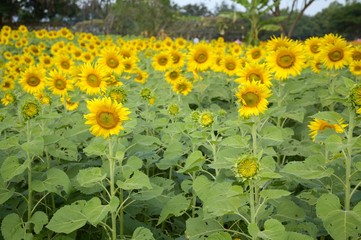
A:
[169, 71, 179, 80]
[107, 57, 119, 68]
[96, 111, 119, 129]
[124, 63, 131, 70]
[226, 62, 236, 70]
[86, 74, 101, 87]
[277, 54, 294, 68]
[251, 50, 261, 59]
[352, 52, 361, 61]
[158, 57, 168, 66]
[172, 54, 180, 64]
[177, 83, 187, 92]
[310, 44, 320, 54]
[319, 122, 334, 131]
[54, 78, 66, 90]
[248, 73, 261, 82]
[195, 52, 208, 63]
[242, 92, 260, 107]
[328, 49, 344, 62]
[3, 82, 10, 88]
[355, 66, 361, 71]
[61, 61, 70, 69]
[316, 62, 322, 70]
[27, 76, 41, 87]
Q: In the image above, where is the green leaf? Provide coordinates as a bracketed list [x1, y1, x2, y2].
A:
[157, 194, 190, 225]
[30, 211, 48, 234]
[109, 196, 119, 213]
[316, 193, 361, 239]
[46, 201, 87, 234]
[122, 156, 143, 179]
[178, 150, 206, 173]
[261, 126, 284, 145]
[83, 137, 108, 156]
[133, 134, 162, 146]
[0, 136, 18, 150]
[220, 135, 250, 148]
[33, 168, 71, 195]
[310, 111, 342, 124]
[1, 156, 28, 182]
[76, 167, 106, 188]
[342, 76, 356, 90]
[259, 24, 281, 31]
[185, 217, 224, 240]
[285, 232, 314, 240]
[1, 213, 28, 240]
[281, 158, 333, 179]
[82, 197, 110, 226]
[131, 227, 155, 240]
[156, 141, 183, 170]
[260, 189, 291, 200]
[0, 178, 14, 204]
[259, 219, 287, 240]
[207, 232, 232, 240]
[324, 134, 345, 153]
[47, 138, 78, 161]
[118, 170, 152, 190]
[21, 136, 44, 156]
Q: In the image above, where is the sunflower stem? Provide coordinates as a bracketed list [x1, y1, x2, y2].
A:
[249, 180, 256, 226]
[251, 117, 258, 157]
[26, 120, 33, 223]
[108, 138, 117, 240]
[345, 108, 354, 211]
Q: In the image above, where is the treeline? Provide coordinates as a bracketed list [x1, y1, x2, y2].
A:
[0, 0, 360, 41]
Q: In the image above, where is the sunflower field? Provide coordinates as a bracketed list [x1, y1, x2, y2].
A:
[0, 25, 361, 240]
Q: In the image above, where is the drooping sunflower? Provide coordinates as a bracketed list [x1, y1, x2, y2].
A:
[319, 39, 352, 70]
[350, 84, 361, 107]
[220, 54, 241, 76]
[265, 44, 306, 80]
[187, 43, 214, 72]
[308, 118, 347, 142]
[152, 51, 172, 71]
[172, 78, 193, 96]
[47, 69, 74, 97]
[84, 97, 130, 139]
[349, 61, 361, 76]
[19, 65, 46, 94]
[97, 46, 124, 74]
[235, 62, 272, 87]
[77, 63, 108, 95]
[235, 81, 271, 118]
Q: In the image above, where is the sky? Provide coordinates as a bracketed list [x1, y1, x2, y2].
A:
[171, 0, 346, 16]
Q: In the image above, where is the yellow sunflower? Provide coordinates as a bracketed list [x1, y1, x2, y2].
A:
[54, 54, 74, 73]
[308, 118, 347, 142]
[169, 49, 185, 69]
[245, 46, 265, 62]
[84, 97, 130, 139]
[233, 155, 260, 181]
[165, 69, 183, 84]
[77, 63, 108, 95]
[266, 35, 293, 52]
[220, 54, 241, 76]
[133, 68, 149, 84]
[20, 65, 46, 94]
[121, 57, 137, 73]
[172, 78, 193, 96]
[97, 46, 124, 74]
[304, 37, 322, 57]
[39, 54, 53, 69]
[62, 97, 79, 111]
[235, 62, 272, 87]
[310, 57, 324, 74]
[187, 43, 213, 71]
[152, 51, 172, 71]
[319, 39, 352, 70]
[1, 92, 15, 106]
[351, 45, 361, 62]
[210, 53, 225, 72]
[1, 78, 15, 91]
[47, 69, 74, 96]
[349, 61, 361, 76]
[235, 81, 271, 118]
[265, 44, 306, 80]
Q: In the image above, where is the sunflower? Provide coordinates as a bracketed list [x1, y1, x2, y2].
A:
[21, 100, 41, 120]
[165, 69, 183, 84]
[308, 118, 347, 142]
[319, 39, 352, 70]
[322, 33, 344, 45]
[39, 54, 53, 69]
[121, 57, 137, 73]
[107, 87, 127, 104]
[310, 57, 324, 74]
[152, 52, 172, 71]
[350, 84, 361, 107]
[199, 111, 214, 127]
[61, 97, 79, 111]
[235, 62, 272, 87]
[1, 92, 15, 106]
[220, 54, 241, 76]
[187, 43, 213, 71]
[265, 44, 306, 80]
[235, 81, 271, 118]
[20, 65, 46, 94]
[246, 46, 265, 62]
[54, 54, 73, 73]
[233, 155, 260, 181]
[77, 63, 108, 95]
[266, 35, 293, 52]
[84, 97, 130, 138]
[172, 78, 193, 96]
[133, 68, 149, 84]
[97, 46, 124, 74]
[169, 49, 185, 69]
[168, 103, 180, 116]
[175, 37, 187, 49]
[210, 53, 225, 72]
[304, 36, 322, 58]
[351, 45, 361, 62]
[349, 61, 361, 76]
[1, 78, 15, 91]
[47, 69, 74, 96]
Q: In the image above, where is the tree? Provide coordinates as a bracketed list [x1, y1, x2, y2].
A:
[180, 3, 212, 17]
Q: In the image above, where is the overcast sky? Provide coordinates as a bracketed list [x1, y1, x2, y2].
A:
[171, 0, 346, 16]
